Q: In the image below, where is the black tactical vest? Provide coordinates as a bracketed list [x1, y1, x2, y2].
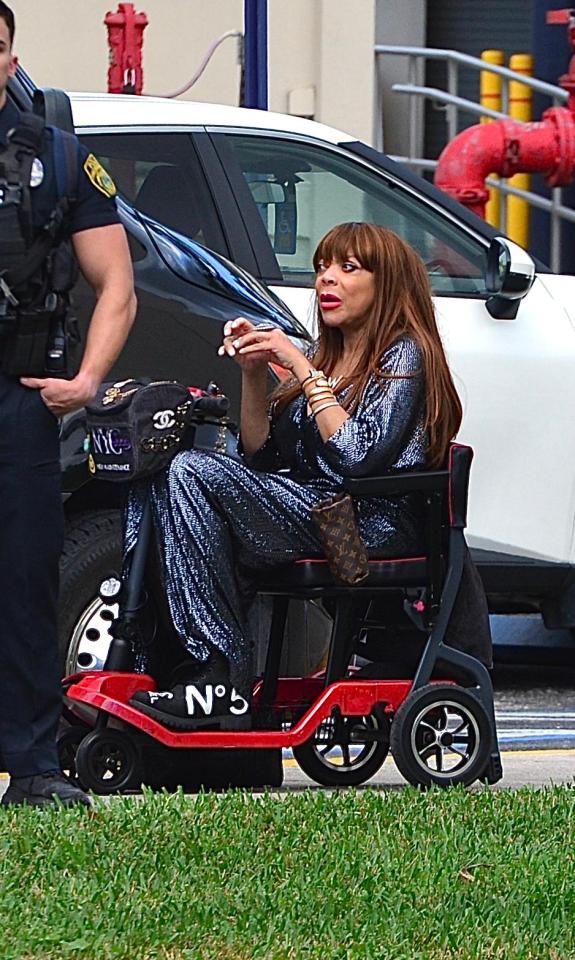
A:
[0, 113, 79, 377]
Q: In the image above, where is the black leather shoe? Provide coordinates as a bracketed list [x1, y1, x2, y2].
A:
[1, 771, 92, 808]
[130, 680, 251, 730]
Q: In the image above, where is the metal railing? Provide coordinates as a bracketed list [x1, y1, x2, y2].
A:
[374, 45, 571, 271]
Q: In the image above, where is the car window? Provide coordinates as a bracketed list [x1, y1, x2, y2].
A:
[79, 133, 228, 257]
[222, 134, 487, 295]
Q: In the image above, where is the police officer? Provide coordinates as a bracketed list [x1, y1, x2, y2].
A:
[0, 2, 136, 807]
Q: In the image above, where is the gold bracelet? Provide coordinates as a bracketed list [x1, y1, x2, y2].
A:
[311, 400, 340, 418]
[309, 398, 336, 413]
[300, 369, 325, 389]
[304, 378, 330, 395]
[306, 379, 332, 392]
[307, 387, 335, 403]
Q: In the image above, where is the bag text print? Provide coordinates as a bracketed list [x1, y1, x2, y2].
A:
[91, 427, 132, 457]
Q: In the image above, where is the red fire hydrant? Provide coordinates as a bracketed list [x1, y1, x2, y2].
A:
[104, 3, 148, 95]
[435, 8, 575, 219]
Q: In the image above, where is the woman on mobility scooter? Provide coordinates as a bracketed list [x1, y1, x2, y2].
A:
[125, 222, 471, 731]
[66, 221, 501, 791]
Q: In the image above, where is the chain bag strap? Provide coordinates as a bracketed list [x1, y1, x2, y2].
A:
[140, 399, 193, 453]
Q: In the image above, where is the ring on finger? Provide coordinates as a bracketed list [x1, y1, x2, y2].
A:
[254, 322, 277, 332]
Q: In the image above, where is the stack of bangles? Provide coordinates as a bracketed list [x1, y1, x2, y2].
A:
[300, 369, 339, 418]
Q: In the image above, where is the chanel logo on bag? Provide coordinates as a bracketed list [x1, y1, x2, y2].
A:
[152, 409, 176, 430]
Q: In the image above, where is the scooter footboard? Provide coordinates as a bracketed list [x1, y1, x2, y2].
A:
[64, 672, 414, 749]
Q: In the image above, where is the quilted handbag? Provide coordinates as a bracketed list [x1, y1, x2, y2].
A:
[85, 379, 234, 481]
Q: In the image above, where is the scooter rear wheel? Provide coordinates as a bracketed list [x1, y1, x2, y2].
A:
[293, 708, 390, 786]
[390, 684, 492, 788]
[75, 729, 143, 795]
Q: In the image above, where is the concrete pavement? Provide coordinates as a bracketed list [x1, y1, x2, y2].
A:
[0, 747, 573, 798]
[281, 747, 574, 790]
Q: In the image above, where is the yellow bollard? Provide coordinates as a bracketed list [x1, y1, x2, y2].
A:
[480, 50, 504, 227]
[507, 53, 534, 248]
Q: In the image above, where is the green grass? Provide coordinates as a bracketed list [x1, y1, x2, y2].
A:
[1, 787, 575, 960]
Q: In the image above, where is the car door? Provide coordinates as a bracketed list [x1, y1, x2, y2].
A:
[210, 130, 575, 567]
[70, 128, 309, 423]
[71, 130, 255, 413]
[78, 130, 232, 258]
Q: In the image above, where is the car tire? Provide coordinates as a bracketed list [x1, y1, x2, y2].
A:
[59, 509, 123, 675]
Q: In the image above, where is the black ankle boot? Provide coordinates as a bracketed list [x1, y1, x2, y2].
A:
[130, 653, 251, 730]
[168, 650, 227, 687]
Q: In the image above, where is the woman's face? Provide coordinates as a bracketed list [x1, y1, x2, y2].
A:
[315, 253, 375, 333]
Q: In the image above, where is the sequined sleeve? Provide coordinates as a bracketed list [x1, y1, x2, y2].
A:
[241, 430, 283, 473]
[321, 337, 424, 478]
[239, 342, 319, 474]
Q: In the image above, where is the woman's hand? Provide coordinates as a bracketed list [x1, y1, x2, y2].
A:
[218, 318, 267, 374]
[219, 317, 308, 380]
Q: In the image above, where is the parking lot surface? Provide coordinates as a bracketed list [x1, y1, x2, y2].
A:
[281, 748, 574, 791]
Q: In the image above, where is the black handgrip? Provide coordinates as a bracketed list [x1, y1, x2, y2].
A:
[193, 394, 230, 417]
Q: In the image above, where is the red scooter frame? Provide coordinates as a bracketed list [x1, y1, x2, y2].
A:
[64, 671, 415, 749]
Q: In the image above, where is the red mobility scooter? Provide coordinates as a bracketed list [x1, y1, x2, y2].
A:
[61, 392, 502, 792]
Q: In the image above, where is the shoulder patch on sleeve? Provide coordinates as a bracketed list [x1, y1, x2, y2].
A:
[83, 154, 117, 198]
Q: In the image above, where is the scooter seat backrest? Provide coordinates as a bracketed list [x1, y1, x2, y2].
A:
[448, 443, 473, 530]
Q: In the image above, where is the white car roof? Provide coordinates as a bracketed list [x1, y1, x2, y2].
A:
[68, 92, 354, 146]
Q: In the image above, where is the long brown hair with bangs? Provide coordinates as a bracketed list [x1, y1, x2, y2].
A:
[272, 222, 462, 468]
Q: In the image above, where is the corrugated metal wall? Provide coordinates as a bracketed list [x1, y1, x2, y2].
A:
[425, 0, 534, 159]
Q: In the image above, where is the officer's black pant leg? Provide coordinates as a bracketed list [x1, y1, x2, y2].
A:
[0, 377, 63, 776]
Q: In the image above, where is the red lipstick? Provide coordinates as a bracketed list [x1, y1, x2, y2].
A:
[320, 293, 342, 310]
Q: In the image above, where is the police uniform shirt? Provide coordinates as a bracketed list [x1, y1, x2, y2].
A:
[0, 99, 120, 234]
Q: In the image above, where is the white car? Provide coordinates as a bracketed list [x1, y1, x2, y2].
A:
[10, 72, 575, 666]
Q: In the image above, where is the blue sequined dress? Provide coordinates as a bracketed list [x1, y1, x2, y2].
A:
[125, 335, 428, 693]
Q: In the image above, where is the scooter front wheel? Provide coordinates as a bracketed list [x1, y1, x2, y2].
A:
[75, 728, 143, 795]
[57, 724, 91, 787]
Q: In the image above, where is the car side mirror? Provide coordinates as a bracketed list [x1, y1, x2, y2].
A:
[485, 236, 535, 319]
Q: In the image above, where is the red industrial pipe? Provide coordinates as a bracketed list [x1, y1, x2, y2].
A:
[435, 8, 575, 219]
[105, 3, 148, 95]
[435, 108, 575, 218]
